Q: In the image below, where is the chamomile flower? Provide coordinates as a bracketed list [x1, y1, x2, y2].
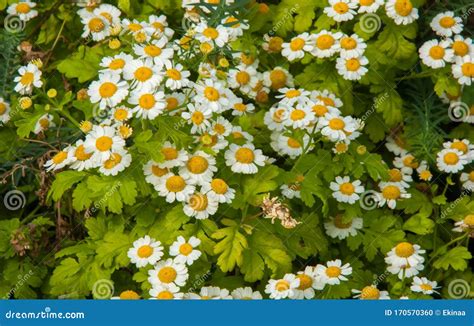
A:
[111, 106, 132, 123]
[201, 178, 235, 204]
[148, 15, 174, 39]
[262, 34, 284, 53]
[410, 277, 440, 295]
[265, 274, 300, 299]
[387, 262, 424, 279]
[310, 30, 342, 58]
[231, 287, 262, 300]
[324, 215, 363, 240]
[81, 14, 110, 41]
[84, 125, 126, 162]
[156, 173, 195, 203]
[453, 214, 474, 232]
[134, 38, 174, 66]
[352, 286, 390, 300]
[280, 183, 301, 199]
[183, 192, 219, 219]
[262, 66, 294, 91]
[315, 260, 352, 285]
[94, 4, 121, 25]
[356, 0, 384, 13]
[123, 59, 163, 90]
[88, 72, 129, 109]
[452, 55, 474, 86]
[388, 168, 412, 188]
[158, 142, 188, 168]
[14, 63, 43, 95]
[447, 36, 473, 59]
[311, 90, 343, 109]
[149, 284, 183, 300]
[460, 171, 474, 191]
[143, 160, 171, 186]
[272, 132, 311, 159]
[419, 39, 453, 69]
[148, 258, 189, 287]
[276, 88, 311, 106]
[128, 89, 166, 120]
[182, 104, 213, 134]
[225, 143, 266, 174]
[436, 148, 468, 173]
[393, 153, 419, 174]
[180, 151, 217, 185]
[291, 266, 323, 299]
[319, 114, 356, 142]
[330, 176, 364, 204]
[230, 99, 255, 116]
[377, 182, 411, 209]
[416, 161, 433, 182]
[189, 287, 232, 300]
[164, 92, 186, 115]
[69, 141, 95, 171]
[281, 33, 313, 61]
[222, 16, 249, 40]
[385, 0, 419, 25]
[227, 64, 258, 94]
[33, 114, 55, 134]
[0, 99, 11, 124]
[337, 34, 367, 58]
[430, 11, 463, 38]
[264, 105, 290, 131]
[324, 0, 357, 22]
[127, 235, 164, 268]
[169, 236, 202, 265]
[283, 106, 315, 129]
[195, 23, 229, 47]
[99, 53, 133, 75]
[443, 139, 474, 162]
[99, 149, 131, 176]
[121, 18, 154, 39]
[7, 1, 38, 22]
[385, 242, 425, 268]
[228, 126, 254, 143]
[44, 148, 73, 172]
[336, 55, 369, 80]
[163, 62, 190, 90]
[194, 79, 230, 113]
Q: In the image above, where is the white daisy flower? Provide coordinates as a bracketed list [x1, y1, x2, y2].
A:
[143, 160, 171, 186]
[163, 62, 190, 90]
[188, 286, 232, 300]
[291, 266, 324, 299]
[149, 284, 183, 300]
[315, 259, 352, 285]
[111, 106, 132, 123]
[410, 277, 440, 295]
[0, 98, 11, 124]
[446, 35, 473, 60]
[275, 88, 311, 106]
[356, 0, 384, 13]
[44, 148, 73, 172]
[385, 0, 419, 25]
[94, 4, 121, 25]
[283, 106, 315, 129]
[453, 214, 474, 232]
[319, 114, 357, 142]
[181, 104, 213, 134]
[324, 215, 363, 240]
[272, 132, 311, 159]
[123, 59, 163, 90]
[419, 39, 453, 69]
[87, 72, 129, 109]
[231, 287, 262, 300]
[460, 171, 474, 191]
[194, 79, 231, 113]
[84, 125, 126, 162]
[452, 55, 474, 86]
[281, 33, 313, 61]
[281, 183, 302, 199]
[134, 38, 174, 66]
[430, 11, 463, 38]
[443, 139, 474, 162]
[156, 173, 195, 203]
[183, 192, 219, 220]
[69, 140, 96, 171]
[336, 55, 369, 80]
[180, 151, 217, 185]
[262, 33, 284, 53]
[262, 66, 294, 91]
[14, 63, 42, 95]
[310, 30, 343, 58]
[158, 142, 188, 168]
[229, 126, 254, 143]
[231, 99, 255, 116]
[265, 274, 300, 299]
[264, 105, 290, 131]
[121, 18, 154, 39]
[81, 14, 110, 41]
[385, 242, 425, 268]
[227, 64, 259, 94]
[225, 143, 266, 174]
[100, 53, 133, 75]
[330, 176, 365, 204]
[169, 236, 202, 265]
[164, 92, 186, 115]
[33, 114, 55, 134]
[386, 135, 408, 156]
[128, 89, 166, 120]
[352, 286, 390, 300]
[416, 161, 433, 182]
[222, 16, 249, 40]
[387, 262, 424, 279]
[148, 15, 174, 39]
[201, 178, 235, 204]
[436, 148, 468, 173]
[209, 117, 232, 138]
[7, 0, 38, 22]
[99, 149, 131, 176]
[311, 89, 344, 108]
[195, 23, 229, 47]
[127, 235, 164, 268]
[393, 153, 419, 174]
[148, 258, 189, 287]
[377, 182, 411, 209]
[337, 34, 367, 58]
[324, 0, 357, 22]
[388, 168, 413, 188]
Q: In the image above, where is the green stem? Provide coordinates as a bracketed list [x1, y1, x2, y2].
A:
[57, 109, 81, 129]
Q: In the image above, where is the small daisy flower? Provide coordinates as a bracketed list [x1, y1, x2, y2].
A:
[134, 38, 174, 66]
[69, 141, 96, 171]
[385, 0, 419, 25]
[319, 114, 357, 142]
[181, 104, 212, 134]
[227, 64, 259, 94]
[337, 34, 367, 58]
[291, 266, 324, 299]
[460, 171, 474, 191]
[310, 30, 342, 58]
[446, 35, 473, 59]
[188, 287, 232, 300]
[143, 160, 171, 186]
[262, 67, 294, 91]
[324, 215, 363, 240]
[284, 106, 315, 129]
[87, 72, 129, 109]
[157, 173, 195, 203]
[225, 143, 266, 174]
[164, 62, 190, 90]
[33, 114, 55, 134]
[324, 0, 357, 22]
[14, 63, 42, 95]
[453, 214, 474, 232]
[393, 153, 419, 174]
[195, 23, 229, 47]
[164, 92, 186, 115]
[356, 0, 384, 13]
[128, 89, 166, 120]
[111, 106, 132, 123]
[443, 139, 474, 162]
[315, 259, 352, 285]
[194, 79, 231, 113]
[275, 88, 311, 106]
[281, 33, 313, 61]
[231, 99, 255, 116]
[44, 148, 73, 172]
[7, 1, 38, 22]
[121, 18, 154, 39]
[169, 236, 202, 265]
[111, 290, 140, 300]
[148, 258, 189, 287]
[180, 151, 217, 185]
[231, 287, 262, 300]
[99, 149, 131, 176]
[81, 14, 110, 41]
[280, 183, 302, 199]
[127, 235, 164, 268]
[387, 262, 424, 279]
[418, 39, 453, 69]
[158, 142, 188, 168]
[222, 16, 249, 40]
[149, 284, 183, 300]
[229, 126, 254, 143]
[430, 11, 463, 38]
[94, 4, 121, 25]
[262, 34, 284, 53]
[100, 53, 134, 75]
[387, 168, 413, 188]
[123, 59, 163, 90]
[452, 55, 474, 86]
[201, 178, 235, 204]
[352, 286, 390, 300]
[265, 274, 300, 299]
[336, 55, 368, 80]
[311, 90, 344, 108]
[183, 192, 219, 219]
[385, 242, 425, 268]
[416, 161, 433, 182]
[330, 176, 365, 204]
[264, 105, 291, 131]
[410, 277, 440, 295]
[272, 132, 311, 159]
[84, 125, 126, 162]
[436, 148, 468, 173]
[148, 14, 174, 39]
[0, 99, 11, 124]
[195, 132, 229, 153]
[377, 182, 411, 209]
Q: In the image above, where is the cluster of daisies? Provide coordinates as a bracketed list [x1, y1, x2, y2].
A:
[419, 11, 473, 86]
[6, 0, 38, 22]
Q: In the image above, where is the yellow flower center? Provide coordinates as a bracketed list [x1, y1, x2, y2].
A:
[318, 96, 336, 106]
[439, 16, 455, 28]
[272, 109, 286, 122]
[179, 243, 193, 255]
[134, 67, 153, 82]
[275, 280, 290, 292]
[138, 94, 156, 110]
[52, 151, 68, 164]
[16, 3, 31, 14]
[166, 175, 186, 192]
[100, 12, 113, 23]
[333, 2, 349, 14]
[317, 35, 335, 49]
[235, 148, 255, 164]
[39, 118, 50, 129]
[469, 171, 474, 182]
[340, 37, 357, 50]
[187, 156, 209, 174]
[158, 267, 177, 283]
[420, 284, 433, 291]
[211, 179, 228, 194]
[329, 118, 345, 130]
[88, 18, 106, 32]
[334, 215, 352, 229]
[0, 103, 6, 115]
[464, 214, 474, 226]
[394, 0, 413, 17]
[166, 68, 181, 80]
[452, 41, 469, 56]
[290, 37, 305, 51]
[443, 152, 459, 165]
[395, 242, 415, 257]
[203, 27, 219, 39]
[360, 286, 380, 299]
[268, 37, 284, 52]
[290, 109, 306, 121]
[189, 194, 209, 211]
[382, 185, 401, 200]
[128, 23, 142, 32]
[450, 141, 468, 153]
[213, 123, 226, 135]
[104, 153, 122, 169]
[225, 16, 240, 28]
[166, 97, 179, 110]
[95, 136, 113, 152]
[191, 111, 204, 124]
[152, 165, 168, 177]
[429, 45, 445, 60]
[389, 168, 403, 182]
[335, 142, 348, 153]
[297, 274, 313, 290]
[20, 72, 34, 86]
[419, 170, 432, 181]
[152, 22, 164, 31]
[325, 266, 341, 278]
[312, 104, 328, 117]
[339, 182, 355, 195]
[403, 155, 418, 168]
[461, 63, 474, 77]
[240, 53, 255, 65]
[236, 71, 250, 85]
[99, 82, 117, 98]
[114, 108, 128, 121]
[359, 0, 374, 5]
[204, 86, 220, 101]
[287, 137, 301, 149]
[119, 290, 140, 300]
[346, 58, 361, 71]
[157, 291, 174, 299]
[161, 147, 178, 161]
[286, 89, 301, 98]
[137, 245, 153, 258]
[269, 70, 287, 90]
[75, 145, 92, 161]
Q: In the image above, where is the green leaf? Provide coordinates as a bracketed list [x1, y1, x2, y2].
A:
[48, 171, 87, 201]
[403, 213, 435, 235]
[433, 247, 472, 271]
[212, 219, 248, 273]
[96, 231, 132, 269]
[57, 45, 107, 82]
[149, 205, 190, 244]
